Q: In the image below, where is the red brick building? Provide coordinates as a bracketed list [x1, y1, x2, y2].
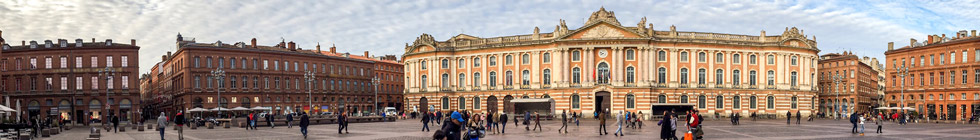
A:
[0, 30, 140, 125]
[817, 51, 880, 117]
[885, 30, 980, 121]
[143, 34, 392, 116]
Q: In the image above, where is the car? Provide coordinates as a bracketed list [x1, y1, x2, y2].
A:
[384, 107, 398, 116]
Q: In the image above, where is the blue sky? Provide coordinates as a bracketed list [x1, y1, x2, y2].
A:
[1, 0, 978, 73]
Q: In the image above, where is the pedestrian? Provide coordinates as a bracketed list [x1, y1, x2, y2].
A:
[421, 111, 431, 132]
[751, 112, 757, 121]
[574, 112, 580, 126]
[435, 111, 442, 125]
[447, 111, 465, 140]
[599, 111, 608, 135]
[287, 113, 294, 128]
[268, 113, 276, 128]
[614, 111, 624, 136]
[339, 111, 349, 134]
[157, 112, 168, 140]
[850, 113, 858, 134]
[731, 112, 736, 125]
[657, 112, 671, 140]
[796, 111, 801, 124]
[558, 110, 568, 134]
[111, 114, 120, 133]
[499, 112, 508, 133]
[670, 111, 677, 140]
[486, 112, 494, 133]
[875, 116, 882, 133]
[250, 111, 258, 130]
[532, 112, 542, 131]
[524, 111, 531, 131]
[175, 111, 185, 140]
[300, 112, 310, 139]
[637, 111, 644, 129]
[786, 111, 792, 125]
[860, 113, 866, 135]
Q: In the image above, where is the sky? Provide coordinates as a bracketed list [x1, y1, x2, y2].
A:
[1, 0, 979, 74]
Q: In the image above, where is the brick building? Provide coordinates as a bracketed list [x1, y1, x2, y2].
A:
[368, 55, 405, 112]
[143, 34, 392, 116]
[402, 8, 820, 118]
[817, 51, 880, 117]
[885, 30, 980, 121]
[0, 30, 140, 125]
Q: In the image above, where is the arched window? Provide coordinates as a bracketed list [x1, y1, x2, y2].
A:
[767, 96, 775, 109]
[626, 49, 635, 60]
[680, 51, 689, 62]
[658, 51, 667, 61]
[733, 54, 741, 64]
[715, 69, 724, 85]
[626, 67, 635, 84]
[732, 70, 741, 85]
[749, 54, 757, 64]
[473, 73, 481, 86]
[572, 50, 581, 61]
[489, 72, 497, 87]
[681, 95, 689, 103]
[458, 73, 466, 87]
[791, 72, 798, 86]
[767, 55, 775, 64]
[571, 94, 581, 109]
[441, 59, 449, 69]
[489, 56, 497, 66]
[716, 53, 724, 63]
[658, 95, 667, 103]
[733, 96, 741, 109]
[521, 70, 530, 85]
[626, 94, 636, 108]
[473, 57, 481, 67]
[750, 96, 758, 109]
[715, 95, 724, 109]
[572, 68, 581, 84]
[421, 60, 427, 69]
[473, 97, 481, 110]
[698, 68, 706, 84]
[698, 95, 706, 109]
[441, 97, 450, 110]
[598, 63, 610, 84]
[543, 69, 551, 85]
[506, 55, 514, 65]
[791, 96, 798, 109]
[680, 68, 689, 84]
[440, 74, 451, 89]
[542, 53, 551, 63]
[458, 59, 465, 68]
[420, 75, 427, 88]
[458, 97, 466, 110]
[749, 71, 757, 85]
[505, 71, 513, 86]
[658, 67, 667, 83]
[522, 54, 530, 64]
[698, 52, 707, 62]
[767, 70, 775, 86]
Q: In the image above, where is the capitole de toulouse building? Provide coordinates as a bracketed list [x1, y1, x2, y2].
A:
[401, 8, 820, 118]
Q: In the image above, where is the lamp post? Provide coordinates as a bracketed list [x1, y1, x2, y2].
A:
[304, 71, 315, 114]
[211, 68, 225, 117]
[894, 65, 909, 114]
[372, 77, 380, 116]
[98, 67, 115, 126]
[831, 73, 844, 120]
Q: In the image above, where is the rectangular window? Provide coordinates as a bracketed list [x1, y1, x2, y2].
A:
[680, 52, 689, 62]
[30, 58, 37, 69]
[951, 52, 956, 64]
[76, 57, 82, 68]
[930, 55, 935, 66]
[976, 50, 980, 62]
[106, 56, 113, 67]
[91, 56, 98, 68]
[91, 77, 98, 89]
[940, 54, 945, 65]
[274, 60, 279, 71]
[121, 76, 129, 89]
[121, 56, 128, 67]
[76, 77, 83, 90]
[106, 77, 113, 89]
[263, 60, 269, 70]
[45, 57, 52, 69]
[60, 57, 67, 68]
[45, 77, 52, 90]
[60, 77, 67, 90]
[963, 50, 968, 63]
[572, 51, 581, 61]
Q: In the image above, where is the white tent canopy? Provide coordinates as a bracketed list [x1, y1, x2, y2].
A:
[210, 107, 230, 111]
[0, 105, 16, 112]
[251, 106, 272, 110]
[230, 107, 251, 111]
[187, 107, 208, 112]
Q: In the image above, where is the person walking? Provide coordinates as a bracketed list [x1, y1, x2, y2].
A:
[524, 111, 531, 131]
[421, 111, 431, 132]
[850, 113, 858, 134]
[111, 114, 120, 133]
[175, 111, 185, 140]
[599, 111, 608, 135]
[614, 111, 624, 136]
[287, 113, 294, 128]
[499, 112, 508, 134]
[157, 112, 168, 140]
[786, 111, 792, 125]
[338, 111, 349, 134]
[435, 111, 442, 125]
[875, 116, 883, 133]
[574, 112, 580, 126]
[637, 111, 644, 129]
[532, 112, 542, 131]
[486, 112, 495, 134]
[859, 113, 866, 135]
[796, 111, 802, 125]
[300, 112, 310, 139]
[558, 110, 568, 134]
[268, 113, 276, 128]
[657, 112, 671, 140]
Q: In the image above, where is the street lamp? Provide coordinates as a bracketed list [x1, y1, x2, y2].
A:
[304, 71, 315, 114]
[894, 65, 909, 114]
[831, 73, 845, 120]
[372, 77, 380, 116]
[98, 67, 115, 126]
[211, 68, 225, 117]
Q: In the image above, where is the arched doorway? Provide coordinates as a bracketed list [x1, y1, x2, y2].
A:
[595, 91, 611, 114]
[419, 97, 429, 113]
[504, 95, 515, 113]
[487, 96, 498, 113]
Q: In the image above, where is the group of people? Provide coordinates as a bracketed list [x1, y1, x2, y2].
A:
[849, 112, 884, 135]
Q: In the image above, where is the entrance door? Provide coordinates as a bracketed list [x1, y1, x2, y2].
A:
[420, 97, 429, 113]
[595, 92, 611, 114]
[948, 104, 957, 120]
[487, 96, 498, 113]
[75, 110, 84, 124]
[504, 95, 515, 113]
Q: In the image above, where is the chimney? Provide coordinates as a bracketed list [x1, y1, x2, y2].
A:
[162, 55, 167, 61]
[942, 34, 946, 40]
[131, 39, 136, 46]
[167, 51, 172, 58]
[330, 44, 336, 53]
[973, 30, 977, 37]
[22, 40, 25, 46]
[288, 41, 296, 51]
[250, 38, 257, 48]
[927, 35, 933, 44]
[364, 51, 370, 57]
[92, 38, 95, 43]
[316, 43, 321, 52]
[887, 42, 894, 51]
[910, 38, 917, 47]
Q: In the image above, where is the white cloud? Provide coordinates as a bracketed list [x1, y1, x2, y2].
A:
[0, 0, 975, 73]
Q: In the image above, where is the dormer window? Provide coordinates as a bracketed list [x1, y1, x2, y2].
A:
[105, 39, 112, 46]
[60, 40, 67, 47]
[30, 41, 37, 48]
[44, 40, 52, 48]
[75, 39, 83, 47]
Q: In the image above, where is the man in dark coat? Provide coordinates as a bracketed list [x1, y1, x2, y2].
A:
[796, 111, 801, 124]
[786, 111, 792, 125]
[499, 113, 508, 133]
[558, 110, 568, 133]
[850, 113, 859, 133]
[524, 111, 531, 131]
[421, 111, 431, 132]
[338, 111, 349, 134]
[657, 112, 672, 140]
[111, 114, 120, 133]
[287, 113, 294, 128]
[299, 112, 310, 139]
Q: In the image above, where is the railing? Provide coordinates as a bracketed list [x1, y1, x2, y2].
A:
[487, 86, 496, 90]
[656, 83, 666, 88]
[419, 88, 427, 92]
[440, 87, 451, 92]
[520, 85, 530, 89]
[625, 83, 636, 87]
[679, 84, 689, 88]
[697, 84, 706, 88]
[732, 84, 741, 89]
[714, 84, 724, 88]
[791, 86, 799, 90]
[472, 86, 481, 91]
[570, 83, 582, 87]
[766, 85, 776, 89]
[456, 86, 465, 91]
[503, 85, 514, 90]
[541, 84, 551, 89]
[748, 84, 757, 89]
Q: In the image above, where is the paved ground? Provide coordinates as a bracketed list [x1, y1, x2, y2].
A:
[44, 118, 980, 140]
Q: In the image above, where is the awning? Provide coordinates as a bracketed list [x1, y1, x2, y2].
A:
[251, 106, 272, 110]
[210, 107, 230, 111]
[187, 107, 208, 112]
[0, 105, 17, 112]
[230, 107, 251, 111]
[510, 98, 555, 103]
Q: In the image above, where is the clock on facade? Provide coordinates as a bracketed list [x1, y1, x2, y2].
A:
[598, 49, 608, 58]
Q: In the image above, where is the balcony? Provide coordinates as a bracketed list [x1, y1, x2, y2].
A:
[657, 83, 666, 88]
[487, 86, 496, 90]
[748, 84, 757, 89]
[766, 85, 776, 89]
[541, 84, 551, 89]
[472, 86, 481, 91]
[732, 84, 741, 89]
[624, 83, 636, 87]
[440, 87, 451, 92]
[679, 84, 689, 88]
[419, 88, 427, 92]
[456, 86, 465, 91]
[570, 83, 582, 88]
[503, 85, 514, 90]
[714, 83, 724, 89]
[791, 86, 799, 90]
[520, 85, 530, 89]
[697, 84, 706, 88]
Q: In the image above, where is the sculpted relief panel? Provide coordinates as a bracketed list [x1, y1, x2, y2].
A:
[582, 25, 624, 38]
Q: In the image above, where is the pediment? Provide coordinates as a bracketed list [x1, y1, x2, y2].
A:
[562, 22, 645, 39]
